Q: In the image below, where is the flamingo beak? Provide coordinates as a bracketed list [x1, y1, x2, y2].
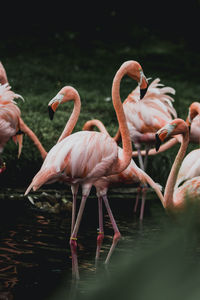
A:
[155, 130, 168, 151]
[140, 87, 148, 99]
[48, 105, 55, 120]
[139, 71, 148, 99]
[48, 94, 64, 121]
[185, 117, 191, 132]
[155, 134, 162, 152]
[48, 99, 59, 120]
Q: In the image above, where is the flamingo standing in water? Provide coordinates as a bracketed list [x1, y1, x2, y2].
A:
[112, 78, 177, 218]
[155, 118, 200, 212]
[82, 119, 163, 259]
[25, 60, 148, 279]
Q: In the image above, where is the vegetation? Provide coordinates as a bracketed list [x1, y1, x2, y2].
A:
[1, 28, 200, 188]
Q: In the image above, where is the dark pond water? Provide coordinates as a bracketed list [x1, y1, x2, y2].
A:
[1, 187, 200, 300]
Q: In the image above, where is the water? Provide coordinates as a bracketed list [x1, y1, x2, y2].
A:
[0, 187, 191, 300]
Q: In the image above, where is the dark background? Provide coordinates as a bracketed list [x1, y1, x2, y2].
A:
[1, 1, 200, 51]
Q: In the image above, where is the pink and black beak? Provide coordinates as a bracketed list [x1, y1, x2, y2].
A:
[140, 87, 148, 99]
[155, 129, 169, 152]
[139, 70, 148, 99]
[48, 105, 55, 120]
[48, 95, 62, 120]
[155, 133, 162, 152]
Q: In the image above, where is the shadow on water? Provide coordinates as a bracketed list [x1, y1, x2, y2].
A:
[1, 188, 200, 300]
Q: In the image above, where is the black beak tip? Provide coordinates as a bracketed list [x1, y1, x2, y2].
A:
[48, 106, 54, 120]
[140, 87, 148, 99]
[155, 133, 161, 152]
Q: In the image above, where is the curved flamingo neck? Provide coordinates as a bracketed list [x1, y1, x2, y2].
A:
[164, 130, 189, 210]
[57, 91, 81, 143]
[111, 65, 132, 174]
[190, 102, 200, 121]
[82, 119, 110, 135]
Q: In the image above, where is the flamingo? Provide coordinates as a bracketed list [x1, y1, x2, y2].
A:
[114, 77, 177, 170]
[0, 61, 47, 171]
[131, 101, 200, 158]
[25, 60, 148, 279]
[155, 118, 200, 212]
[82, 119, 163, 259]
[112, 78, 177, 218]
[0, 83, 47, 173]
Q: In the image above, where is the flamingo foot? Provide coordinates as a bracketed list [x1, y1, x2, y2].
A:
[70, 237, 80, 280]
[105, 231, 121, 265]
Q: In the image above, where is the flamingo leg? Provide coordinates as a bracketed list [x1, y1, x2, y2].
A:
[70, 194, 87, 280]
[95, 196, 104, 265]
[134, 186, 141, 213]
[102, 195, 121, 265]
[136, 146, 145, 171]
[143, 146, 150, 171]
[71, 184, 79, 234]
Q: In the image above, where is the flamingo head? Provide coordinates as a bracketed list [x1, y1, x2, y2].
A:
[155, 119, 189, 151]
[186, 102, 200, 131]
[48, 86, 79, 120]
[125, 60, 148, 99]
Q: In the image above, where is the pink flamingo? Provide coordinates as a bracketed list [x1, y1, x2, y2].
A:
[131, 101, 200, 158]
[92, 79, 176, 218]
[0, 61, 46, 168]
[155, 118, 200, 212]
[82, 119, 163, 260]
[25, 60, 148, 279]
[114, 77, 177, 170]
[0, 83, 47, 172]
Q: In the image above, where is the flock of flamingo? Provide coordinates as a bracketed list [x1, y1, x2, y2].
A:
[1, 59, 200, 280]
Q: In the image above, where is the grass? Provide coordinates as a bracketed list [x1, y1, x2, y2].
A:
[1, 30, 200, 187]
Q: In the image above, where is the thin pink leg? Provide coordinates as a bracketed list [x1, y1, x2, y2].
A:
[143, 147, 149, 171]
[70, 194, 87, 280]
[102, 195, 121, 264]
[134, 186, 141, 213]
[136, 147, 145, 171]
[95, 196, 104, 264]
[71, 184, 79, 234]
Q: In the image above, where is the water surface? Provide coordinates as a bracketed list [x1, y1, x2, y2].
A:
[0, 187, 179, 300]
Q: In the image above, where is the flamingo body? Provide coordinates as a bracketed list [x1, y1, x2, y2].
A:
[26, 130, 118, 191]
[122, 78, 176, 148]
[0, 84, 22, 155]
[175, 149, 200, 189]
[173, 176, 200, 209]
